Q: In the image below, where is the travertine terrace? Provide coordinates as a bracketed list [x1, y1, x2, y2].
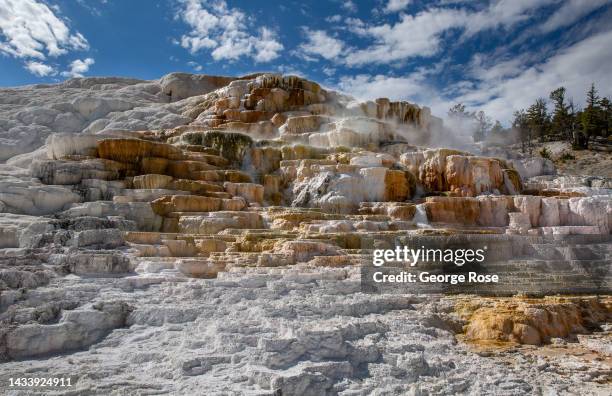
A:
[0, 73, 611, 394]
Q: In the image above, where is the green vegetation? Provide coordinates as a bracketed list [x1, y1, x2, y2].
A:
[512, 83, 611, 152]
[180, 130, 253, 163]
[539, 147, 551, 160]
[449, 83, 611, 152]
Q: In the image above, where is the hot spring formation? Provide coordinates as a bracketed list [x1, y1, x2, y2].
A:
[0, 73, 610, 394]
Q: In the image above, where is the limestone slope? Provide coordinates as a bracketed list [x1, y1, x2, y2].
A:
[0, 73, 611, 395]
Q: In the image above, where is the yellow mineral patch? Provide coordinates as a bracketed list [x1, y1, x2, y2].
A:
[455, 296, 612, 345]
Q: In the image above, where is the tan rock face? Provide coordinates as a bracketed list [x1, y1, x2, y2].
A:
[150, 195, 246, 216]
[384, 170, 410, 201]
[132, 174, 173, 189]
[513, 196, 541, 227]
[369, 98, 433, 128]
[263, 174, 281, 204]
[425, 196, 480, 225]
[97, 138, 184, 163]
[140, 158, 217, 179]
[179, 211, 263, 234]
[458, 296, 611, 345]
[420, 193, 612, 233]
[31, 158, 134, 185]
[173, 131, 253, 164]
[250, 146, 282, 175]
[185, 74, 328, 135]
[281, 145, 329, 161]
[11, 72, 611, 294]
[169, 179, 224, 195]
[509, 195, 612, 233]
[175, 259, 225, 278]
[358, 202, 416, 220]
[504, 169, 523, 194]
[508, 212, 531, 234]
[280, 115, 330, 135]
[196, 238, 227, 253]
[401, 148, 466, 192]
[308, 118, 395, 148]
[47, 133, 99, 159]
[271, 113, 287, 127]
[224, 182, 264, 204]
[400, 149, 519, 196]
[5, 73, 612, 389]
[445, 155, 504, 196]
[273, 240, 340, 263]
[477, 196, 513, 227]
[290, 162, 413, 213]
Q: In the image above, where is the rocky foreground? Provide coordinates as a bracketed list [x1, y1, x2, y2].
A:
[0, 73, 611, 395]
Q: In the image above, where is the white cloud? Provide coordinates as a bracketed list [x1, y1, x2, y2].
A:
[25, 60, 56, 77]
[299, 29, 345, 61]
[540, 0, 612, 33]
[336, 26, 612, 125]
[61, 57, 94, 78]
[337, 71, 491, 149]
[383, 0, 412, 13]
[177, 0, 283, 62]
[322, 67, 336, 77]
[342, 1, 357, 13]
[451, 28, 612, 123]
[0, 0, 88, 59]
[337, 73, 428, 101]
[462, 0, 557, 35]
[344, 8, 467, 65]
[76, 0, 104, 17]
[319, 1, 559, 66]
[253, 27, 284, 62]
[276, 65, 307, 79]
[468, 54, 526, 82]
[345, 17, 366, 28]
[337, 72, 469, 130]
[326, 14, 342, 23]
[187, 61, 203, 71]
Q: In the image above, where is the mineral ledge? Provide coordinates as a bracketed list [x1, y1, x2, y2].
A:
[0, 73, 610, 395]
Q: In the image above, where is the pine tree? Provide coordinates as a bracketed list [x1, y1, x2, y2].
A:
[599, 97, 611, 138]
[512, 109, 530, 153]
[526, 98, 549, 143]
[549, 87, 571, 141]
[568, 99, 582, 148]
[490, 120, 503, 134]
[580, 83, 600, 147]
[587, 83, 598, 108]
[448, 103, 467, 117]
[473, 110, 492, 142]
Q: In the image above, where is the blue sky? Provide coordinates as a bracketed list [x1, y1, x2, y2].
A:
[1, 0, 611, 123]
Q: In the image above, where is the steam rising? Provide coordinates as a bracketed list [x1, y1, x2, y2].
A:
[302, 93, 482, 153]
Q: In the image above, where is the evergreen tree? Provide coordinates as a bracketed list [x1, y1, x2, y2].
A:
[568, 99, 583, 148]
[599, 97, 611, 138]
[580, 83, 600, 147]
[587, 82, 599, 108]
[526, 98, 549, 143]
[512, 109, 530, 153]
[490, 120, 503, 134]
[473, 110, 492, 142]
[549, 87, 571, 141]
[448, 103, 468, 117]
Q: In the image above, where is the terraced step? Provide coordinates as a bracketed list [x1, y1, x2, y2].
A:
[124, 231, 236, 244]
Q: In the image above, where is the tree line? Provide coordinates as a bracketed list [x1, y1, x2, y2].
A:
[449, 83, 611, 152]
